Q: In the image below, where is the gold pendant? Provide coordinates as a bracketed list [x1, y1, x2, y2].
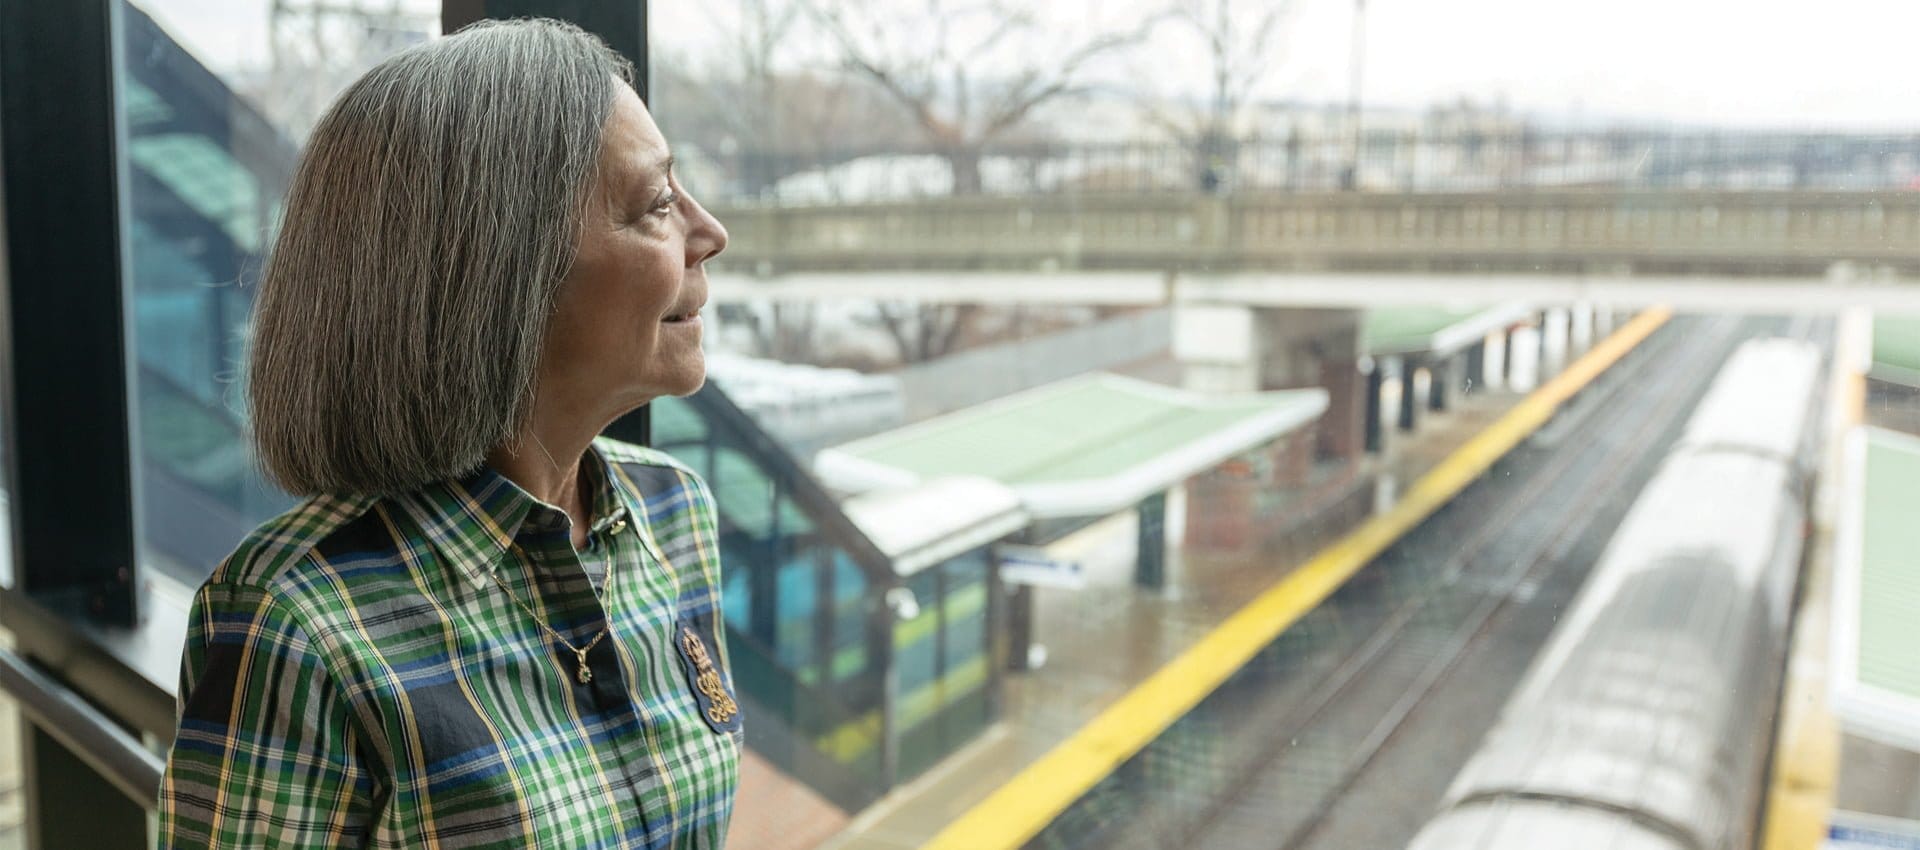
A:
[575, 649, 593, 684]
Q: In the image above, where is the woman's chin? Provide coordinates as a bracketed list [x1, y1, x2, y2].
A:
[668, 371, 708, 397]
[659, 354, 707, 397]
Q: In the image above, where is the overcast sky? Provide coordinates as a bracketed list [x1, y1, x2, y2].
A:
[151, 0, 1920, 130]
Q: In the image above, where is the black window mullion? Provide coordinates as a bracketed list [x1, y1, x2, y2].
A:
[443, 0, 647, 96]
[1, 0, 139, 625]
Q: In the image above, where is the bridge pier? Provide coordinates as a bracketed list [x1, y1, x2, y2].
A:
[1174, 305, 1365, 463]
[1248, 308, 1363, 463]
[1172, 305, 1261, 393]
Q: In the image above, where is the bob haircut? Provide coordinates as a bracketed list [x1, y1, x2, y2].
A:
[248, 18, 634, 496]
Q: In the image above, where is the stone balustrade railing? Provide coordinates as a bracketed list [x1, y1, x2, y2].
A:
[710, 190, 1920, 276]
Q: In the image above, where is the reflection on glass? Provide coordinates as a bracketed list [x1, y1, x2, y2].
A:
[119, 2, 436, 579]
[652, 392, 899, 805]
[652, 0, 1920, 845]
[87, 0, 1920, 844]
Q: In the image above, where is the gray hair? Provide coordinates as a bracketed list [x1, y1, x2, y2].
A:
[248, 18, 635, 496]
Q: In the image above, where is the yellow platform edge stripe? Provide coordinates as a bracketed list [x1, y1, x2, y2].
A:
[923, 306, 1676, 850]
[1761, 312, 1863, 850]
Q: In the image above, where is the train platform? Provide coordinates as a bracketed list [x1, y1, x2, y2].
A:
[816, 310, 1671, 850]
[1761, 308, 1920, 850]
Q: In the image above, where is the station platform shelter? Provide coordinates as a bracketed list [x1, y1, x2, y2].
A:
[815, 372, 1328, 669]
[1821, 426, 1920, 846]
[1359, 303, 1547, 451]
[1867, 315, 1920, 435]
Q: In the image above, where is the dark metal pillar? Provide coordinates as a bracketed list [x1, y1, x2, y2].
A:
[1363, 359, 1385, 453]
[1428, 356, 1450, 412]
[1537, 313, 1552, 378]
[1464, 341, 1486, 394]
[1397, 357, 1419, 432]
[866, 584, 899, 791]
[1006, 585, 1036, 672]
[1135, 492, 1168, 590]
[985, 555, 1008, 717]
[1498, 330, 1514, 387]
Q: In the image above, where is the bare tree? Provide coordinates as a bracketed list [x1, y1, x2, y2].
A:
[656, 0, 919, 202]
[1143, 0, 1293, 191]
[260, 0, 437, 140]
[662, 0, 806, 198]
[863, 302, 981, 364]
[812, 0, 1148, 194]
[723, 0, 800, 195]
[745, 301, 823, 362]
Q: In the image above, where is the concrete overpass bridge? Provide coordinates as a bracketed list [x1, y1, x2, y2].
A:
[709, 187, 1919, 486]
[711, 189, 1920, 278]
[712, 270, 1920, 315]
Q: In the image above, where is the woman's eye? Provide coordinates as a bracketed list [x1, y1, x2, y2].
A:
[650, 191, 678, 216]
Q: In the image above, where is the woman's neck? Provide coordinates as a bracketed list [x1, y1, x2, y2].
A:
[487, 420, 598, 549]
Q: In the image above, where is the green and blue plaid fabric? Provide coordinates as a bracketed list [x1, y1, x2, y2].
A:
[158, 438, 741, 849]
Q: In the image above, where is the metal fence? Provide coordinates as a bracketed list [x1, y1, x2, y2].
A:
[690, 131, 1920, 206]
[711, 189, 1920, 277]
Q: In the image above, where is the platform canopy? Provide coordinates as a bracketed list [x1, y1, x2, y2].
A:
[815, 373, 1328, 519]
[841, 477, 1029, 578]
[1363, 302, 1534, 358]
[1870, 315, 1920, 387]
[1833, 427, 1920, 752]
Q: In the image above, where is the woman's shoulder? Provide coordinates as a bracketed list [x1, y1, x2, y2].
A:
[592, 436, 701, 479]
[201, 490, 386, 596]
[593, 437, 722, 574]
[592, 436, 714, 503]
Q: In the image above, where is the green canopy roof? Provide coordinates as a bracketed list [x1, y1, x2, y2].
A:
[1870, 315, 1920, 386]
[1834, 427, 1920, 752]
[1364, 303, 1533, 357]
[815, 373, 1327, 518]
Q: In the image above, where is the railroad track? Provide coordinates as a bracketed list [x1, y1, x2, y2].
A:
[1177, 314, 1795, 850]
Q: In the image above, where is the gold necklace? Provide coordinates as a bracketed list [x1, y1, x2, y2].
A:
[493, 539, 615, 685]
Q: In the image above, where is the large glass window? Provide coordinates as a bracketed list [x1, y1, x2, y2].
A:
[657, 0, 1920, 846]
[119, 0, 438, 580]
[21, 0, 1908, 843]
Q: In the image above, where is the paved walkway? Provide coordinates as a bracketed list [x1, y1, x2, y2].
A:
[814, 383, 1522, 850]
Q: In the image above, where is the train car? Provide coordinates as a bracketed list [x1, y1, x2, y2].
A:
[1405, 338, 1823, 850]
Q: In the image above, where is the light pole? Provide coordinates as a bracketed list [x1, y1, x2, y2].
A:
[1343, 0, 1367, 190]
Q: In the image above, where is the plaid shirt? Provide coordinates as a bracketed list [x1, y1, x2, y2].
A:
[158, 438, 742, 849]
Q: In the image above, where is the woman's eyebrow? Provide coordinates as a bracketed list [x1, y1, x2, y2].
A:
[625, 155, 675, 198]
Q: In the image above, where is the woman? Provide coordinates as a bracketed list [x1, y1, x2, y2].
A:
[157, 18, 737, 849]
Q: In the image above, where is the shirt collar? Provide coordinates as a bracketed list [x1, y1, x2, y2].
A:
[596, 438, 673, 569]
[397, 442, 641, 590]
